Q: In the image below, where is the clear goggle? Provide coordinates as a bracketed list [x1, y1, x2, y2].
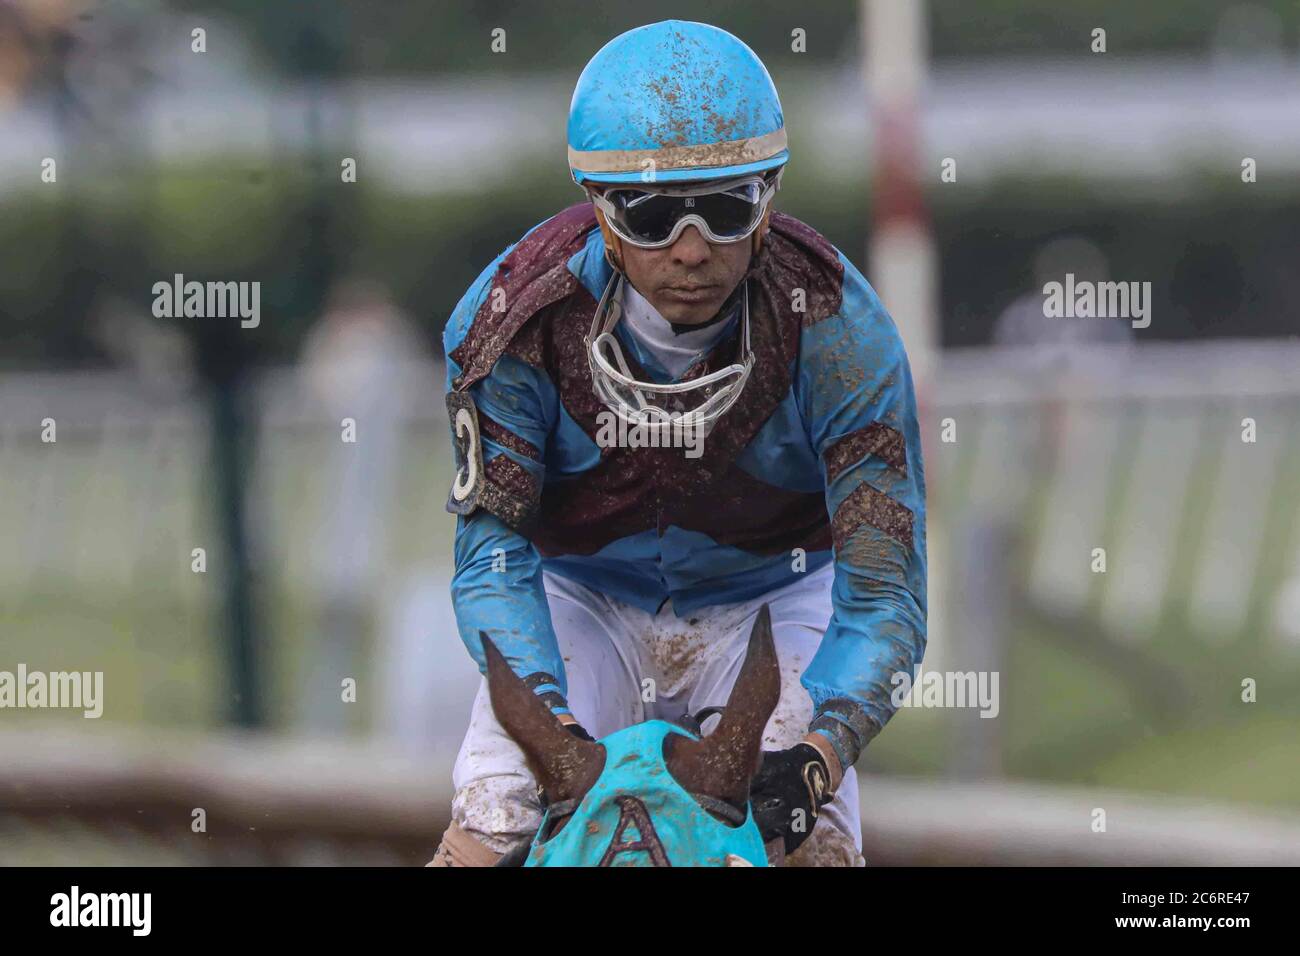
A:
[585, 271, 754, 441]
[587, 170, 781, 250]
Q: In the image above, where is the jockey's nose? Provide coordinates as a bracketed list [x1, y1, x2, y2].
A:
[669, 224, 711, 267]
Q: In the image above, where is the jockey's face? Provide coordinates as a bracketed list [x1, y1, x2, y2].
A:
[617, 221, 754, 327]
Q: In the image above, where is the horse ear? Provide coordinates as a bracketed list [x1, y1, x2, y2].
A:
[481, 633, 604, 803]
[665, 604, 781, 806]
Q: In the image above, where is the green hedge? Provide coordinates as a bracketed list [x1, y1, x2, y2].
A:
[2, 158, 1296, 368]
[158, 0, 1300, 77]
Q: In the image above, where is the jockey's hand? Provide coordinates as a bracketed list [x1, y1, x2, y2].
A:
[564, 722, 595, 742]
[749, 741, 836, 855]
[557, 713, 596, 742]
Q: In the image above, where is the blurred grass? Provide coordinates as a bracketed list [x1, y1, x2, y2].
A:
[865, 616, 1300, 809]
[8, 534, 1298, 810]
[3, 404, 1299, 806]
[0, 420, 461, 732]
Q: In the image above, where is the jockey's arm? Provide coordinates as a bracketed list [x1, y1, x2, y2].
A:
[794, 257, 928, 779]
[443, 260, 572, 719]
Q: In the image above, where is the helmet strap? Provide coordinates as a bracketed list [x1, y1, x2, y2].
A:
[751, 205, 773, 257]
[590, 199, 627, 274]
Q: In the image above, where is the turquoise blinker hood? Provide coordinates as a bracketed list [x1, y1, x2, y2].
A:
[524, 720, 769, 867]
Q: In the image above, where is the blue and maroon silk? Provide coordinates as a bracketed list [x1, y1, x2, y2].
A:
[443, 204, 927, 764]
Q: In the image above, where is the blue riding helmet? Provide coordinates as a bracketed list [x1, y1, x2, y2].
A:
[567, 20, 789, 186]
[524, 720, 769, 867]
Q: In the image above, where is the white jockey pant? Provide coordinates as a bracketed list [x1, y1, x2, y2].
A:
[450, 559, 865, 866]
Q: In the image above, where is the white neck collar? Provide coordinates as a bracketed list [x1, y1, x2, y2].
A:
[619, 282, 736, 379]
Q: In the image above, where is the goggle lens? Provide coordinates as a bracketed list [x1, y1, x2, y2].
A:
[603, 181, 766, 245]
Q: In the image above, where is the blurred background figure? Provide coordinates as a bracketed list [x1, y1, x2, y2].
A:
[297, 277, 421, 735]
[1, 0, 1298, 866]
[991, 237, 1134, 353]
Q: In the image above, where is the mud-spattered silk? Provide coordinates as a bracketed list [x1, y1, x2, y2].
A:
[524, 720, 768, 867]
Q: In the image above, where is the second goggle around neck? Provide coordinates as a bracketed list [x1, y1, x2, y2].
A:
[585, 271, 755, 438]
[587, 170, 782, 250]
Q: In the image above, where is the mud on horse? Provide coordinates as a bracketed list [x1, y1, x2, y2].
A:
[481, 606, 783, 867]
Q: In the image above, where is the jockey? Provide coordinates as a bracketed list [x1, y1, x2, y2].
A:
[431, 20, 927, 867]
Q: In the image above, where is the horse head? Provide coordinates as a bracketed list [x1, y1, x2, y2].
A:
[481, 605, 781, 867]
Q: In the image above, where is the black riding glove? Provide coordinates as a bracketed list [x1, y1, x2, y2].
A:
[749, 743, 833, 855]
[563, 721, 596, 742]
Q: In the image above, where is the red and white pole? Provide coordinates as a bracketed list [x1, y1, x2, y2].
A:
[864, 0, 937, 391]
